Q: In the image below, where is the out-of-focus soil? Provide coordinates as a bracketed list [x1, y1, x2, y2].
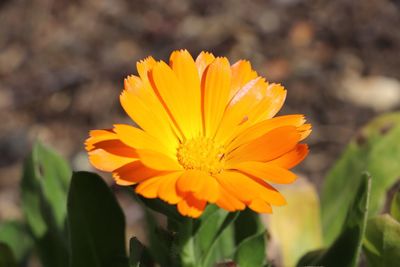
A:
[1, 0, 400, 260]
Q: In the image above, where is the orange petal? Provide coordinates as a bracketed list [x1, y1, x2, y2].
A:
[231, 161, 297, 184]
[229, 60, 258, 99]
[269, 144, 309, 169]
[113, 124, 172, 156]
[137, 149, 182, 171]
[157, 171, 184, 204]
[228, 114, 306, 150]
[249, 198, 273, 213]
[195, 51, 215, 78]
[88, 149, 135, 172]
[215, 186, 245, 212]
[215, 77, 269, 144]
[193, 174, 220, 203]
[216, 171, 286, 206]
[177, 194, 207, 218]
[91, 139, 138, 158]
[169, 50, 202, 136]
[247, 83, 286, 124]
[113, 161, 163, 185]
[137, 56, 157, 84]
[228, 126, 300, 163]
[150, 61, 197, 138]
[85, 129, 118, 151]
[121, 77, 179, 151]
[176, 170, 205, 194]
[202, 57, 232, 137]
[135, 177, 165, 198]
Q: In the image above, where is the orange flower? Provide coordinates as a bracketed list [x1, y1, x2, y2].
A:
[85, 50, 311, 218]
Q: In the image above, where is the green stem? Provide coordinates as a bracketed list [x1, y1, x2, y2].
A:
[179, 218, 197, 267]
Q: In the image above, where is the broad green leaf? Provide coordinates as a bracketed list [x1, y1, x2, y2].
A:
[322, 112, 400, 245]
[198, 211, 239, 267]
[68, 171, 128, 267]
[363, 214, 400, 267]
[234, 231, 266, 267]
[0, 243, 17, 267]
[234, 209, 264, 245]
[193, 206, 236, 267]
[298, 173, 371, 267]
[269, 178, 322, 267]
[129, 237, 153, 267]
[0, 221, 33, 262]
[21, 141, 71, 267]
[390, 190, 400, 222]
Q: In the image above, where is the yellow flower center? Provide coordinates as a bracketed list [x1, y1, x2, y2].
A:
[177, 137, 225, 175]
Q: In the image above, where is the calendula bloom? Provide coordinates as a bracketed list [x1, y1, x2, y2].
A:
[85, 50, 311, 218]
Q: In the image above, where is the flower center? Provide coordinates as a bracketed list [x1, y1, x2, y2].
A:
[177, 137, 225, 174]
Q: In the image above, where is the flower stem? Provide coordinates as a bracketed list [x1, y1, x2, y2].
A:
[179, 218, 197, 267]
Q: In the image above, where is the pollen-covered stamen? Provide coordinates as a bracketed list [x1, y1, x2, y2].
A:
[177, 137, 225, 174]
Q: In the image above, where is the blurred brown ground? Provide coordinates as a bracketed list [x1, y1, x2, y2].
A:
[1, 0, 400, 257]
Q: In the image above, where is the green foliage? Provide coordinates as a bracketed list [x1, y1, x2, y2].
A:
[68, 171, 128, 267]
[363, 214, 400, 267]
[390, 190, 400, 222]
[0, 221, 33, 262]
[321, 112, 400, 245]
[234, 231, 266, 267]
[298, 173, 371, 267]
[0, 243, 17, 267]
[21, 141, 71, 267]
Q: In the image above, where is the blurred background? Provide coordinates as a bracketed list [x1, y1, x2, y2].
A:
[1, 0, 400, 259]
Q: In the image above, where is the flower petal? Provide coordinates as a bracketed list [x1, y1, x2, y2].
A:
[113, 124, 172, 156]
[121, 76, 179, 151]
[215, 77, 268, 144]
[195, 51, 215, 77]
[137, 56, 157, 84]
[150, 61, 198, 138]
[228, 114, 306, 150]
[202, 57, 232, 137]
[228, 126, 300, 163]
[176, 170, 205, 194]
[88, 149, 135, 172]
[232, 161, 297, 184]
[169, 50, 202, 136]
[157, 171, 184, 204]
[113, 161, 164, 185]
[216, 171, 286, 205]
[193, 174, 220, 203]
[137, 149, 182, 171]
[248, 198, 273, 213]
[269, 144, 309, 169]
[229, 60, 258, 99]
[215, 186, 245, 212]
[177, 194, 207, 218]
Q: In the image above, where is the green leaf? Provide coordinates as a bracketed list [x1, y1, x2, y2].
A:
[0, 221, 33, 262]
[234, 209, 264, 245]
[322, 113, 400, 245]
[129, 237, 153, 267]
[68, 171, 128, 267]
[21, 141, 71, 267]
[198, 211, 239, 267]
[192, 206, 237, 267]
[234, 231, 266, 267]
[298, 173, 371, 267]
[269, 178, 322, 267]
[363, 214, 400, 267]
[0, 243, 17, 267]
[390, 190, 400, 222]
